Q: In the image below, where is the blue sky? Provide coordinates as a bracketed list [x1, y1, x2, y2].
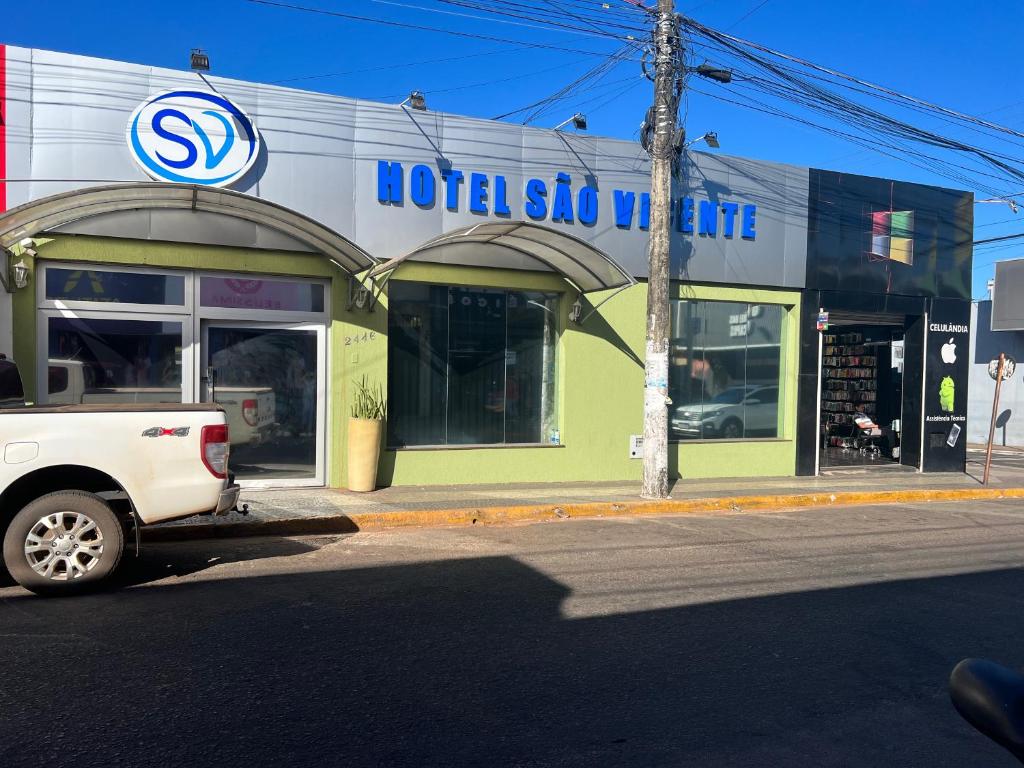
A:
[5, 0, 1022, 298]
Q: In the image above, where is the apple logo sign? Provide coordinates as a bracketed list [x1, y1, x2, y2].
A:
[941, 337, 957, 364]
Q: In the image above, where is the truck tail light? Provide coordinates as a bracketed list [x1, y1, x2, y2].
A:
[242, 398, 258, 427]
[201, 424, 229, 479]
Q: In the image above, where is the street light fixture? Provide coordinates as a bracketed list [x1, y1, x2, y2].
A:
[977, 197, 1020, 213]
[399, 91, 427, 111]
[553, 112, 587, 131]
[685, 131, 720, 149]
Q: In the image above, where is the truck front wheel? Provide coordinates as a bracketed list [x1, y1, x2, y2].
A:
[2, 491, 125, 596]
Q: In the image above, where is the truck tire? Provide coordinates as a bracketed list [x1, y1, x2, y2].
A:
[2, 491, 125, 596]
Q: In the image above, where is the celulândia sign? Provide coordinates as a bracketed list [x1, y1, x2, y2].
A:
[126, 89, 261, 187]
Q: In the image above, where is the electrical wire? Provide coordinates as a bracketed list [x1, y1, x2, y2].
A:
[269, 43, 577, 84]
[493, 43, 636, 122]
[683, 17, 1024, 142]
[679, 19, 1024, 199]
[725, 0, 772, 31]
[244, 0, 634, 58]
[367, 0, 641, 42]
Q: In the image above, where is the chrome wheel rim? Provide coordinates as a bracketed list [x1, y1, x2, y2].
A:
[23, 511, 104, 581]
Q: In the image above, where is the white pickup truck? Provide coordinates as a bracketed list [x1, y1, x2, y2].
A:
[0, 358, 239, 595]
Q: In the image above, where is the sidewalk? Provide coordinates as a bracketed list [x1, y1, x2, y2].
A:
[147, 447, 1024, 541]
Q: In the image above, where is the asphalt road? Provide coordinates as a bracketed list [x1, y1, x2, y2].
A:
[3, 500, 1024, 767]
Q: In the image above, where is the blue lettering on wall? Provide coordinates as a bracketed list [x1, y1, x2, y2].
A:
[469, 173, 489, 214]
[377, 160, 403, 204]
[524, 178, 547, 220]
[372, 159, 757, 240]
[409, 164, 435, 207]
[494, 175, 511, 216]
[442, 169, 464, 211]
[698, 200, 717, 236]
[577, 186, 598, 225]
[680, 197, 694, 233]
[551, 172, 575, 223]
[721, 201, 739, 237]
[614, 190, 635, 228]
[742, 204, 757, 238]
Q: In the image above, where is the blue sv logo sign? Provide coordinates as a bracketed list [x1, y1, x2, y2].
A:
[126, 89, 261, 187]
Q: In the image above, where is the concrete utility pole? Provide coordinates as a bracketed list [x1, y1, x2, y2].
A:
[641, 0, 681, 499]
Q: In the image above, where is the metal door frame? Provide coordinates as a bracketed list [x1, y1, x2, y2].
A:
[37, 307, 194, 405]
[199, 319, 328, 489]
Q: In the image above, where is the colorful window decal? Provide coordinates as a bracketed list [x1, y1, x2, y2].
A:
[870, 210, 914, 265]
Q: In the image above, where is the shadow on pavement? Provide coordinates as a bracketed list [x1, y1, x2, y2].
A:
[1, 557, 1022, 767]
[111, 535, 325, 587]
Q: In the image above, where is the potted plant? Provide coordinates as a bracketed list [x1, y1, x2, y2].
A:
[347, 376, 386, 492]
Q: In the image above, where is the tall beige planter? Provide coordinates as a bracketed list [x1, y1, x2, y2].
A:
[347, 417, 383, 492]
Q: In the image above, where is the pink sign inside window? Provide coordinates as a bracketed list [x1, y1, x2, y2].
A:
[200, 277, 324, 312]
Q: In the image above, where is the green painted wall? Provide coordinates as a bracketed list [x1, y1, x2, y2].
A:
[15, 235, 801, 488]
[378, 266, 802, 484]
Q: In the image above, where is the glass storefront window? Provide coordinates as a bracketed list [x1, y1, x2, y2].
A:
[387, 282, 558, 447]
[200, 277, 325, 312]
[47, 316, 183, 404]
[669, 301, 784, 441]
[45, 267, 185, 306]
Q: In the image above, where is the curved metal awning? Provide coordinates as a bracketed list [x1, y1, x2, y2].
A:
[367, 221, 636, 293]
[0, 183, 376, 274]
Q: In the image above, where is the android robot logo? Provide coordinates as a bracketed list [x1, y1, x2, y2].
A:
[939, 375, 955, 413]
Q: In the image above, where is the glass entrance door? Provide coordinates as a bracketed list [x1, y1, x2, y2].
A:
[201, 322, 325, 486]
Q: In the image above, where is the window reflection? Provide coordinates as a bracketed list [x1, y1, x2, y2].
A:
[669, 301, 783, 440]
[45, 268, 185, 306]
[388, 282, 558, 447]
[47, 317, 183, 404]
[200, 277, 324, 312]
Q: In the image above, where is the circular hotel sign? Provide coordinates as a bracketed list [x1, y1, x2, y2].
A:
[126, 89, 261, 187]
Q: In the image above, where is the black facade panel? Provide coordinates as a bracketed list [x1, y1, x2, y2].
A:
[901, 314, 926, 470]
[795, 290, 822, 476]
[922, 298, 971, 472]
[816, 291, 927, 318]
[806, 170, 973, 299]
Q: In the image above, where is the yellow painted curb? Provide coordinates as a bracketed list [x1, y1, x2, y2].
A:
[343, 487, 1024, 531]
[146, 486, 1024, 542]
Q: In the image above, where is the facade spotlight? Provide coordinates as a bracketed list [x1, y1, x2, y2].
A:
[190, 49, 210, 72]
[694, 63, 732, 83]
[554, 113, 587, 132]
[400, 91, 427, 111]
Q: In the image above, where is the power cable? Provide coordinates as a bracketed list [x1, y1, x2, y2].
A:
[365, 56, 597, 101]
[680, 22, 1024, 197]
[974, 232, 1024, 246]
[683, 17, 1024, 142]
[244, 0, 633, 58]
[269, 43, 576, 84]
[367, 0, 640, 41]
[725, 0, 772, 31]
